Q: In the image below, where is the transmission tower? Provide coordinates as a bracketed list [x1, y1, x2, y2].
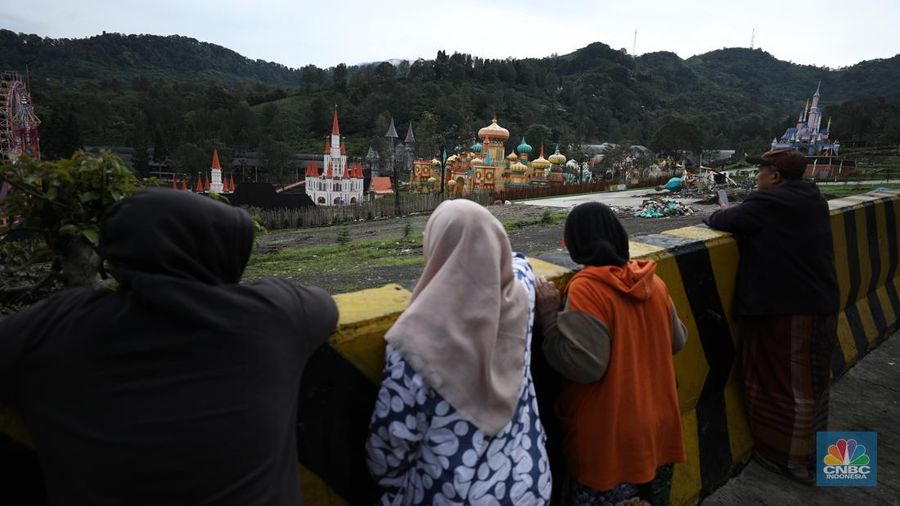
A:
[750, 28, 756, 49]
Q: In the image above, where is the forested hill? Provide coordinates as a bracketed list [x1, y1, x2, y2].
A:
[0, 30, 300, 86]
[2, 30, 898, 173]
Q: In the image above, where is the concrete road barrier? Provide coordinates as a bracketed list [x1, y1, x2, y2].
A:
[1, 190, 897, 505]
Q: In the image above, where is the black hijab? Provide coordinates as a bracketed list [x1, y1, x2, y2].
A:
[564, 202, 629, 267]
[99, 188, 254, 287]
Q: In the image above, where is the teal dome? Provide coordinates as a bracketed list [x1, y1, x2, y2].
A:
[470, 142, 483, 153]
[516, 137, 533, 155]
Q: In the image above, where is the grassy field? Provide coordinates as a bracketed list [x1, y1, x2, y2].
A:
[243, 233, 424, 281]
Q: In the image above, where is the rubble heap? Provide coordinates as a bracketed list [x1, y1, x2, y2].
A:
[633, 199, 695, 219]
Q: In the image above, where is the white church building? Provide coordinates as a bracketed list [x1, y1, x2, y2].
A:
[305, 109, 364, 205]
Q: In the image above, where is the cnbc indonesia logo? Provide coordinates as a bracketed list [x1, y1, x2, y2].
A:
[817, 433, 877, 487]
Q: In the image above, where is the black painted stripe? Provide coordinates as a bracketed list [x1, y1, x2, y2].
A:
[830, 338, 846, 376]
[0, 432, 46, 505]
[844, 304, 869, 358]
[843, 208, 862, 309]
[673, 241, 735, 493]
[863, 204, 887, 335]
[883, 199, 900, 319]
[296, 344, 380, 504]
[633, 233, 695, 250]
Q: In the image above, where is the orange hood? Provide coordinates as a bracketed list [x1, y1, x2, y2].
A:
[575, 260, 658, 301]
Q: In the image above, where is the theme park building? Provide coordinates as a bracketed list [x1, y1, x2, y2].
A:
[771, 84, 854, 178]
[409, 118, 568, 197]
[772, 83, 840, 156]
[304, 109, 365, 205]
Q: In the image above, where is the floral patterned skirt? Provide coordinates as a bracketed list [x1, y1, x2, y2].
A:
[562, 464, 674, 506]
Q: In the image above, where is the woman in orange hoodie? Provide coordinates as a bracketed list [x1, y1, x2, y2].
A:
[536, 202, 687, 506]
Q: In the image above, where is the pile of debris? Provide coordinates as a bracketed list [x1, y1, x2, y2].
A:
[633, 198, 695, 219]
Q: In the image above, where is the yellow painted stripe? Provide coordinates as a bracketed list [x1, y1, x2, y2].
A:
[299, 465, 347, 505]
[654, 251, 708, 412]
[831, 210, 851, 309]
[875, 201, 892, 290]
[629, 239, 667, 258]
[0, 410, 31, 447]
[854, 205, 873, 298]
[702, 236, 753, 464]
[876, 286, 897, 330]
[671, 409, 702, 506]
[331, 284, 412, 383]
[836, 312, 858, 365]
[528, 256, 573, 283]
[829, 198, 864, 210]
[843, 194, 884, 203]
[663, 226, 731, 242]
[855, 298, 880, 345]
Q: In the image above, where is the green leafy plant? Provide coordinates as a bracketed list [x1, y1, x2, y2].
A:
[1, 151, 137, 289]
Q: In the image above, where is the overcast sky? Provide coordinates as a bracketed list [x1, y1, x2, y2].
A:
[3, 0, 898, 69]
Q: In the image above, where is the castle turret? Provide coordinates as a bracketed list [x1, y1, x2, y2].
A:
[209, 149, 224, 194]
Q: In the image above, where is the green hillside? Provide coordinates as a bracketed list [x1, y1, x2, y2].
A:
[2, 31, 898, 179]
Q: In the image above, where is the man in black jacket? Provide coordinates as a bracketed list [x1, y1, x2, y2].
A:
[0, 189, 338, 505]
[705, 147, 839, 484]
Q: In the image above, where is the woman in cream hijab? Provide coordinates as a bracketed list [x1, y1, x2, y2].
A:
[366, 199, 552, 505]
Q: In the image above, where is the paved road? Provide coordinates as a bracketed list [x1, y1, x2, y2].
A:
[702, 332, 900, 505]
[516, 188, 701, 209]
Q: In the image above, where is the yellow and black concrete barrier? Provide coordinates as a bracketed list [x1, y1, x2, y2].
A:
[1, 189, 897, 505]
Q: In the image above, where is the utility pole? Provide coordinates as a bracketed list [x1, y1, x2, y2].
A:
[750, 28, 756, 49]
[632, 29, 638, 56]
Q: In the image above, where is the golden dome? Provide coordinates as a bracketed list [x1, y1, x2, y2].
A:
[511, 161, 527, 173]
[506, 151, 518, 161]
[531, 156, 550, 170]
[548, 147, 567, 165]
[471, 157, 484, 165]
[427, 177, 437, 184]
[448, 179, 457, 187]
[446, 154, 459, 163]
[478, 118, 510, 141]
[431, 158, 441, 167]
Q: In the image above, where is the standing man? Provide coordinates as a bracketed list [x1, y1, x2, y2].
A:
[0, 189, 338, 505]
[705, 147, 839, 484]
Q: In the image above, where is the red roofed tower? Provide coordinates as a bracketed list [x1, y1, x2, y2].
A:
[307, 106, 363, 205]
[209, 149, 224, 194]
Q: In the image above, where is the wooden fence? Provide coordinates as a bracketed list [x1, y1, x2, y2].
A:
[258, 193, 493, 229]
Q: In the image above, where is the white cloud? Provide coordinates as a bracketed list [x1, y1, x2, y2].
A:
[2, 0, 898, 69]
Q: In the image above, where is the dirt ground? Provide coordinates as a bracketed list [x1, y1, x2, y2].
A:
[248, 200, 719, 294]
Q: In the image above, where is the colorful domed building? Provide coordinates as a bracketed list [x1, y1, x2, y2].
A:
[416, 116, 569, 197]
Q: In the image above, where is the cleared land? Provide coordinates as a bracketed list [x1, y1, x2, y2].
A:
[243, 184, 900, 294]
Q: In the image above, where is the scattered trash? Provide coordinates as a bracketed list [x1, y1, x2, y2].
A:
[633, 199, 695, 219]
[664, 177, 684, 192]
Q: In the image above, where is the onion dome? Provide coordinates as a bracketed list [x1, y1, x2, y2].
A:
[454, 145, 464, 153]
[470, 142, 483, 153]
[478, 118, 510, 141]
[506, 151, 518, 162]
[471, 156, 484, 165]
[448, 179, 457, 187]
[431, 158, 441, 167]
[548, 146, 567, 165]
[516, 137, 533, 155]
[446, 154, 459, 164]
[427, 177, 437, 184]
[511, 161, 527, 173]
[531, 145, 550, 169]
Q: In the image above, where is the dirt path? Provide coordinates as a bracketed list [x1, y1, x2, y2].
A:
[247, 201, 719, 294]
